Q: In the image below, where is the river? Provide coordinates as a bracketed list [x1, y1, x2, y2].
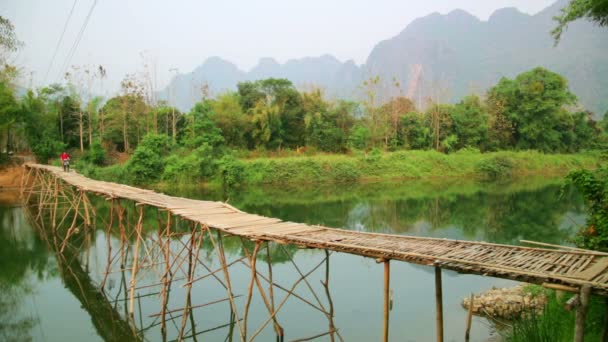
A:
[0, 175, 586, 341]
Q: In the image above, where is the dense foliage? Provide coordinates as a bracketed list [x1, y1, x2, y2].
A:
[553, 0, 608, 42]
[1, 64, 607, 186]
[565, 166, 608, 251]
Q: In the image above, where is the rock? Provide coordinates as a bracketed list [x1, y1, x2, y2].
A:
[461, 285, 546, 319]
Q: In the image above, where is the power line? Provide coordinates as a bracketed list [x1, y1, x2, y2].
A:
[57, 0, 97, 81]
[43, 0, 78, 84]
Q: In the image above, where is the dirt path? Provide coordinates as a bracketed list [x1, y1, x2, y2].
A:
[0, 165, 24, 205]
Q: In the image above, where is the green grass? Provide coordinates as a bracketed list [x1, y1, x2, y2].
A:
[504, 290, 605, 342]
[239, 150, 599, 186]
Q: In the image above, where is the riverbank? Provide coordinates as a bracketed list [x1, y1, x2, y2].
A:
[236, 150, 599, 186]
[86, 149, 600, 189]
[0, 165, 24, 205]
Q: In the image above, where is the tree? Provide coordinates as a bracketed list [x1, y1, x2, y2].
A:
[450, 95, 489, 150]
[379, 96, 416, 149]
[237, 78, 304, 149]
[486, 67, 577, 152]
[126, 133, 170, 184]
[399, 111, 431, 150]
[21, 90, 65, 162]
[181, 101, 224, 149]
[425, 103, 454, 152]
[209, 92, 249, 148]
[0, 82, 19, 154]
[302, 89, 346, 152]
[0, 16, 23, 64]
[553, 0, 608, 43]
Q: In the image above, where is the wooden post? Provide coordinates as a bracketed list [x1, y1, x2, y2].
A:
[574, 285, 591, 342]
[465, 293, 474, 342]
[383, 260, 390, 342]
[435, 266, 444, 342]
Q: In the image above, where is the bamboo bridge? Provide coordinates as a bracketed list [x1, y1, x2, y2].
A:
[21, 163, 608, 342]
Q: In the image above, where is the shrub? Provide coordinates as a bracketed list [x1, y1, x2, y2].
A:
[475, 156, 515, 179]
[217, 155, 246, 188]
[565, 167, 608, 250]
[126, 134, 171, 184]
[83, 140, 107, 166]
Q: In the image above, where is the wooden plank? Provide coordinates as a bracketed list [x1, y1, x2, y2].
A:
[574, 258, 608, 281]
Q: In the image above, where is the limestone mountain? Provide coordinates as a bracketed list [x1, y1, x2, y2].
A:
[161, 0, 608, 116]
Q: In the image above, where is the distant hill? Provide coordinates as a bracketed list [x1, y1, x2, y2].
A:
[160, 0, 608, 116]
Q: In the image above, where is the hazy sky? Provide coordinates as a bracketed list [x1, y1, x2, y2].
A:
[2, 0, 556, 94]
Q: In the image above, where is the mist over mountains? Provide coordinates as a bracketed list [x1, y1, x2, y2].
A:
[161, 0, 608, 116]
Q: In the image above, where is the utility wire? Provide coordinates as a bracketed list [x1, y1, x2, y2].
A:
[58, 0, 97, 81]
[43, 0, 78, 84]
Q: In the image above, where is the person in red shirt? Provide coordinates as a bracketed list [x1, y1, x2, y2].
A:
[60, 151, 70, 172]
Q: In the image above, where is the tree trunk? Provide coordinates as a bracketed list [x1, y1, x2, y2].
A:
[88, 111, 93, 146]
[79, 111, 84, 152]
[59, 109, 64, 143]
[99, 109, 104, 141]
[154, 111, 158, 134]
[172, 107, 176, 144]
[123, 112, 129, 152]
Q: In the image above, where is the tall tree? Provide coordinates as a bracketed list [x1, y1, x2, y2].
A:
[0, 16, 23, 64]
[210, 92, 249, 148]
[450, 95, 489, 150]
[486, 67, 577, 152]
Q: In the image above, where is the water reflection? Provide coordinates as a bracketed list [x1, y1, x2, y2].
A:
[0, 206, 53, 341]
[2, 175, 587, 341]
[173, 176, 585, 246]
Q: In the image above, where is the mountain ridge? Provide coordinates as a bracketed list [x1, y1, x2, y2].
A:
[160, 0, 608, 116]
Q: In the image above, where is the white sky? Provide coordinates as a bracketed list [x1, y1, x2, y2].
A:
[1, 0, 556, 94]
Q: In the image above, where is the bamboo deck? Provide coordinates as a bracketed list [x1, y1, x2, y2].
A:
[25, 163, 608, 296]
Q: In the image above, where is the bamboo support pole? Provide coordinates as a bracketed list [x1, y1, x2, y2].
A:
[247, 256, 327, 342]
[279, 245, 326, 313]
[101, 199, 115, 291]
[266, 243, 284, 340]
[160, 210, 172, 339]
[322, 249, 343, 342]
[465, 293, 474, 342]
[383, 260, 390, 342]
[435, 266, 444, 342]
[574, 285, 591, 342]
[239, 240, 286, 339]
[207, 229, 245, 341]
[129, 205, 144, 318]
[178, 225, 202, 341]
[243, 241, 262, 341]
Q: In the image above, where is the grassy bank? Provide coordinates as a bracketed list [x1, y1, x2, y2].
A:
[504, 288, 605, 341]
[79, 149, 600, 188]
[239, 150, 600, 186]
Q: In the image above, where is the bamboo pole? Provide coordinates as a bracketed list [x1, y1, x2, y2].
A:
[129, 205, 144, 318]
[266, 242, 284, 340]
[574, 285, 591, 342]
[465, 294, 474, 342]
[383, 260, 390, 342]
[243, 241, 262, 341]
[435, 266, 444, 342]
[207, 229, 245, 341]
[101, 199, 115, 291]
[160, 210, 171, 339]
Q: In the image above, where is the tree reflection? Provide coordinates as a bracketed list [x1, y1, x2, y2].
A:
[213, 177, 585, 246]
[0, 206, 53, 341]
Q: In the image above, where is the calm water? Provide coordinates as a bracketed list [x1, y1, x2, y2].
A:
[0, 175, 586, 341]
